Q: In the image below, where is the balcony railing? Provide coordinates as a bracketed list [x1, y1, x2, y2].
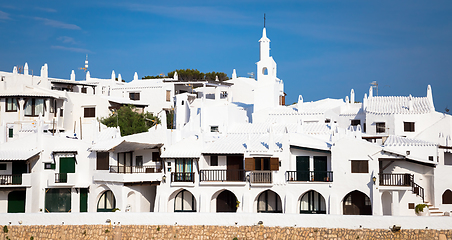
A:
[250, 171, 272, 184]
[379, 173, 412, 186]
[0, 174, 22, 185]
[171, 172, 195, 183]
[286, 171, 333, 182]
[379, 173, 424, 201]
[199, 170, 246, 182]
[55, 173, 67, 183]
[109, 165, 162, 174]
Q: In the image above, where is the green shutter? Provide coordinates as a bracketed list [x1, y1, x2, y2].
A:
[8, 128, 13, 138]
[296, 156, 310, 181]
[80, 188, 88, 212]
[60, 157, 76, 173]
[45, 188, 71, 212]
[8, 191, 26, 213]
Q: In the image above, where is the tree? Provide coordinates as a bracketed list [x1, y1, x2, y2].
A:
[99, 105, 160, 136]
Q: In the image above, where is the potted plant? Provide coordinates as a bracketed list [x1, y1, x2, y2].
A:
[415, 204, 429, 216]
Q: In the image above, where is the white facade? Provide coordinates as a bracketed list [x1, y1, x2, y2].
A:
[0, 27, 451, 221]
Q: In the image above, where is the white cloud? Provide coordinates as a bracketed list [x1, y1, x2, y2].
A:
[35, 7, 57, 13]
[0, 10, 10, 20]
[57, 36, 78, 44]
[34, 17, 81, 30]
[51, 45, 91, 53]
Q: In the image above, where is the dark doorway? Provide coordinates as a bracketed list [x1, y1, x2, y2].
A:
[227, 155, 244, 181]
[257, 190, 282, 213]
[296, 156, 309, 181]
[343, 190, 372, 215]
[216, 190, 238, 212]
[8, 191, 26, 213]
[12, 161, 27, 184]
[300, 190, 326, 214]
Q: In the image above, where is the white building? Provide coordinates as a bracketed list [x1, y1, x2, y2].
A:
[0, 27, 451, 218]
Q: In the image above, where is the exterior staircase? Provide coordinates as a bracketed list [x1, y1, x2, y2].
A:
[424, 202, 445, 216]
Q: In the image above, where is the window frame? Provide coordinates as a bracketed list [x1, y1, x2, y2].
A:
[84, 107, 96, 118]
[404, 122, 415, 132]
[24, 98, 46, 117]
[210, 155, 218, 166]
[5, 98, 18, 112]
[129, 92, 140, 101]
[0, 163, 7, 170]
[376, 122, 386, 133]
[351, 160, 369, 173]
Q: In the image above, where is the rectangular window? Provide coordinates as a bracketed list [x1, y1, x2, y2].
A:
[136, 156, 143, 167]
[6, 98, 18, 112]
[129, 92, 140, 101]
[351, 160, 368, 173]
[0, 163, 6, 170]
[96, 152, 109, 170]
[351, 120, 360, 126]
[8, 128, 13, 138]
[166, 90, 171, 102]
[210, 156, 218, 166]
[210, 126, 219, 132]
[24, 98, 45, 117]
[84, 107, 95, 118]
[45, 163, 56, 169]
[363, 123, 366, 133]
[60, 108, 64, 117]
[81, 87, 87, 94]
[429, 156, 434, 161]
[376, 122, 386, 133]
[404, 122, 415, 132]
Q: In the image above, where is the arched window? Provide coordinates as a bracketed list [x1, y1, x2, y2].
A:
[300, 190, 326, 214]
[97, 190, 116, 212]
[262, 67, 268, 75]
[443, 190, 452, 204]
[343, 190, 371, 215]
[174, 190, 196, 212]
[216, 190, 237, 212]
[257, 190, 282, 213]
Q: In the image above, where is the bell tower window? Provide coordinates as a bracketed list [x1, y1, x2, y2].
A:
[262, 67, 268, 75]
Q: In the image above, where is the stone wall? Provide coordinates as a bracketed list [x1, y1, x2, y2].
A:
[1, 224, 451, 240]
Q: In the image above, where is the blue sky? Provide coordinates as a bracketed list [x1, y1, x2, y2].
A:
[1, 1, 451, 112]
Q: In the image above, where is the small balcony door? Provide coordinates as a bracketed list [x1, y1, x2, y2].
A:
[313, 156, 327, 181]
[227, 155, 244, 181]
[296, 156, 309, 181]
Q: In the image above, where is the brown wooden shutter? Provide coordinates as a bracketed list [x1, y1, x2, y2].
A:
[96, 152, 109, 170]
[270, 157, 279, 171]
[244, 158, 255, 171]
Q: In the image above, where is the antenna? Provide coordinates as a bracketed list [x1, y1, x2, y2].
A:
[79, 54, 88, 72]
[264, 13, 266, 28]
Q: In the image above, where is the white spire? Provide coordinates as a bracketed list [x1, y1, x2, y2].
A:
[24, 62, 29, 76]
[118, 74, 122, 82]
[259, 28, 270, 60]
[134, 72, 138, 81]
[350, 89, 355, 103]
[13, 66, 17, 74]
[70, 70, 75, 81]
[173, 71, 178, 80]
[427, 85, 434, 110]
[111, 70, 115, 81]
[86, 71, 90, 80]
[369, 86, 373, 97]
[232, 69, 237, 79]
[297, 95, 303, 111]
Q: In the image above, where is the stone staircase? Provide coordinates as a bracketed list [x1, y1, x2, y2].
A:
[424, 201, 446, 216]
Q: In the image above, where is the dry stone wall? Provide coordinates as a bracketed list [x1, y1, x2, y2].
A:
[1, 224, 451, 240]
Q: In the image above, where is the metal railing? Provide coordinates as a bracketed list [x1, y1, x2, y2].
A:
[0, 174, 22, 185]
[109, 165, 161, 174]
[379, 173, 424, 201]
[379, 173, 412, 186]
[55, 173, 67, 183]
[171, 172, 195, 183]
[285, 171, 333, 182]
[250, 171, 272, 184]
[199, 170, 246, 182]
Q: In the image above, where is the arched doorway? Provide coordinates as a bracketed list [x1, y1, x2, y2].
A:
[97, 190, 116, 212]
[216, 190, 237, 212]
[300, 190, 326, 214]
[8, 191, 26, 213]
[257, 190, 282, 213]
[343, 190, 372, 215]
[443, 189, 452, 204]
[174, 189, 196, 212]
